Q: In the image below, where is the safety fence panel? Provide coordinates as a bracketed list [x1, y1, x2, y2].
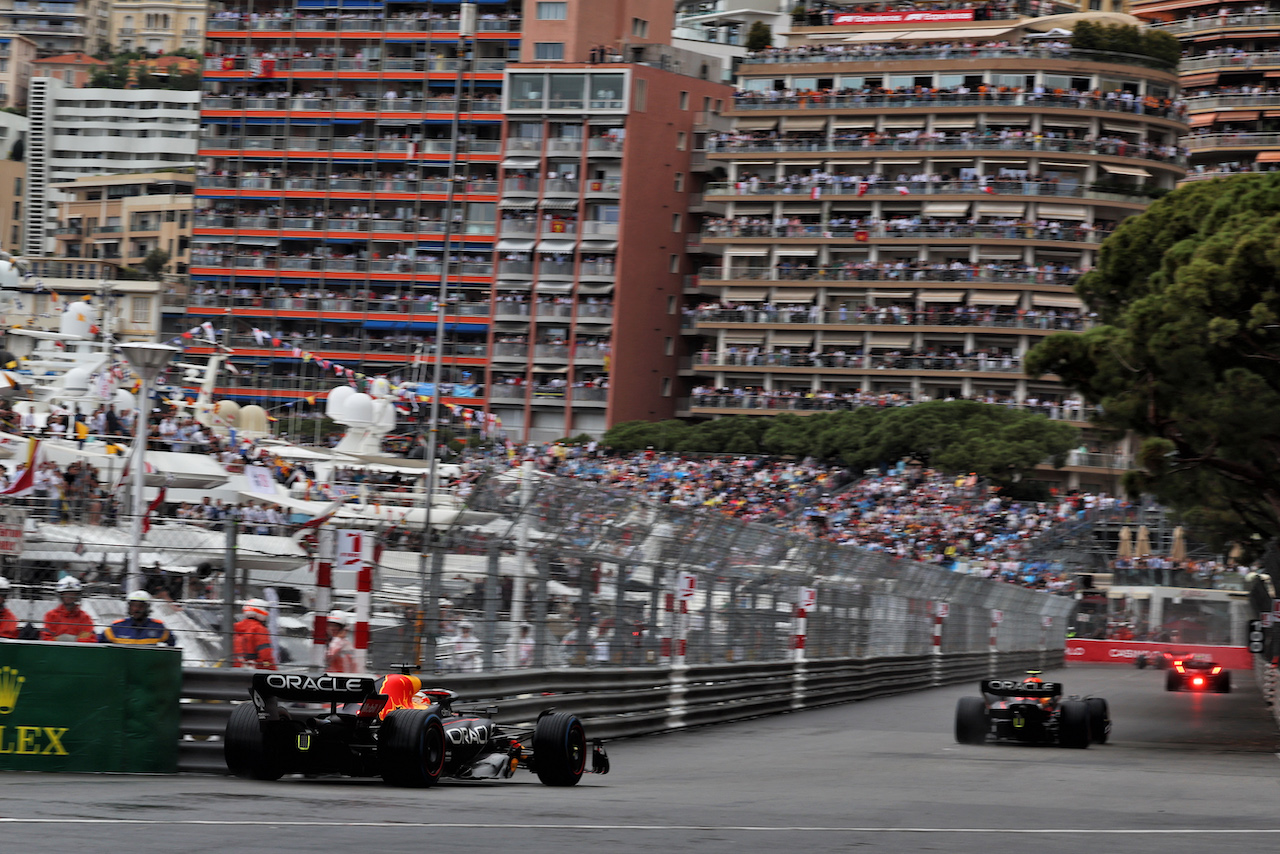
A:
[0, 640, 181, 773]
[178, 648, 1064, 773]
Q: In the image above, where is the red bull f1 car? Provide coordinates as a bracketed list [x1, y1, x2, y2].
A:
[955, 674, 1110, 749]
[1165, 654, 1231, 693]
[225, 673, 610, 787]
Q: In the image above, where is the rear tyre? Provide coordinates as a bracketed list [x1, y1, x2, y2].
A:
[954, 696, 988, 745]
[533, 712, 587, 786]
[224, 702, 285, 780]
[1085, 697, 1110, 745]
[1165, 670, 1180, 692]
[1217, 673, 1232, 693]
[379, 709, 445, 788]
[1059, 700, 1091, 749]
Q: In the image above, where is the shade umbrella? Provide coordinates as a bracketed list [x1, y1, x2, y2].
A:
[1170, 526, 1187, 562]
[1135, 525, 1152, 557]
[1116, 526, 1133, 560]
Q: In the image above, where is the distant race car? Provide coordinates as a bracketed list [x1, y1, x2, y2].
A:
[225, 672, 610, 787]
[1164, 654, 1231, 693]
[955, 673, 1110, 749]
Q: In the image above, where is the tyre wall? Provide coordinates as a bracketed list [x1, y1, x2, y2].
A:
[0, 640, 182, 773]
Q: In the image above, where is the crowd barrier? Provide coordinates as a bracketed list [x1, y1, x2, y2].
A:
[177, 648, 1059, 773]
[1065, 639, 1254, 669]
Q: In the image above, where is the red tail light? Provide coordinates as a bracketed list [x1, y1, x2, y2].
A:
[1192, 677, 1204, 687]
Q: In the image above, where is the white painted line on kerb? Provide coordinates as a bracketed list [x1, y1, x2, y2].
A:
[1, 820, 1279, 833]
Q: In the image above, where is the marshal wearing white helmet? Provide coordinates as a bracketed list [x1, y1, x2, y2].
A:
[233, 598, 277, 670]
[42, 576, 96, 643]
[100, 589, 176, 646]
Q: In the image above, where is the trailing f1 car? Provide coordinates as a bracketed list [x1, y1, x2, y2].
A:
[224, 672, 610, 787]
[1165, 655, 1231, 693]
[955, 673, 1110, 749]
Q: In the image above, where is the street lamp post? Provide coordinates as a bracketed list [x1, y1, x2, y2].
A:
[119, 342, 179, 593]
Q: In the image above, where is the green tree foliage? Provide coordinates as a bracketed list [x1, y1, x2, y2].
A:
[745, 21, 773, 52]
[1025, 173, 1280, 541]
[1069, 21, 1177, 69]
[142, 249, 171, 280]
[601, 402, 1076, 479]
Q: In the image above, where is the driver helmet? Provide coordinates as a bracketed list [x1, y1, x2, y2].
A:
[56, 576, 82, 594]
[243, 598, 269, 621]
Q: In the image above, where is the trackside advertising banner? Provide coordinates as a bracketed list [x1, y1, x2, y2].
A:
[0, 641, 181, 772]
[1065, 639, 1253, 670]
[832, 10, 976, 24]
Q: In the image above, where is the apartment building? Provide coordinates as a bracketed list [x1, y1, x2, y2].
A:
[688, 7, 1186, 491]
[0, 0, 111, 58]
[0, 32, 37, 107]
[111, 0, 205, 54]
[1134, 1, 1280, 179]
[24, 75, 199, 257]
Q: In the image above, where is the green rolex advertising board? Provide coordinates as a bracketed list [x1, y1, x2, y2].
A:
[0, 641, 181, 773]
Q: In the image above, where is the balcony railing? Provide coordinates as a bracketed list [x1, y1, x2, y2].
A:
[198, 135, 502, 155]
[707, 135, 1187, 166]
[694, 352, 1027, 373]
[1182, 132, 1280, 150]
[706, 180, 1151, 204]
[195, 213, 495, 236]
[1181, 51, 1280, 73]
[189, 255, 493, 277]
[703, 222, 1114, 244]
[692, 308, 1089, 332]
[730, 90, 1184, 122]
[740, 46, 1175, 73]
[698, 265, 1083, 287]
[207, 15, 520, 33]
[186, 294, 491, 316]
[201, 95, 502, 114]
[687, 394, 1093, 420]
[196, 175, 497, 194]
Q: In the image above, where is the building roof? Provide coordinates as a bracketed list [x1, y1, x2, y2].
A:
[32, 52, 107, 67]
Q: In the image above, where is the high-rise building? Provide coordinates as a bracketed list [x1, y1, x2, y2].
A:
[1133, 1, 1280, 180]
[687, 7, 1186, 492]
[25, 76, 199, 258]
[190, 0, 520, 408]
[0, 0, 111, 58]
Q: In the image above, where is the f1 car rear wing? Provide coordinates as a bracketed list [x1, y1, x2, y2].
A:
[980, 679, 1063, 698]
[251, 673, 378, 705]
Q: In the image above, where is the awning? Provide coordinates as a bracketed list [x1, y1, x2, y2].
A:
[1040, 118, 1091, 128]
[726, 248, 769, 256]
[1100, 164, 1152, 178]
[868, 291, 912, 299]
[1257, 151, 1280, 163]
[1037, 204, 1089, 220]
[771, 288, 817, 301]
[770, 332, 813, 346]
[844, 30, 909, 42]
[499, 199, 537, 208]
[734, 119, 779, 132]
[540, 199, 580, 209]
[580, 240, 618, 251]
[724, 333, 765, 344]
[830, 120, 875, 129]
[866, 334, 913, 348]
[537, 240, 577, 251]
[826, 159, 872, 166]
[1222, 110, 1261, 121]
[535, 282, 573, 292]
[970, 290, 1020, 305]
[819, 333, 862, 345]
[932, 119, 978, 129]
[776, 247, 819, 256]
[1039, 161, 1086, 168]
[975, 202, 1026, 217]
[724, 288, 768, 301]
[577, 282, 614, 293]
[782, 117, 829, 132]
[1264, 111, 1280, 118]
[1031, 294, 1084, 308]
[1187, 113, 1218, 128]
[502, 157, 540, 168]
[919, 290, 965, 302]
[923, 202, 970, 217]
[496, 238, 535, 250]
[898, 26, 1015, 40]
[1102, 122, 1144, 135]
[989, 115, 1030, 125]
[1180, 72, 1219, 88]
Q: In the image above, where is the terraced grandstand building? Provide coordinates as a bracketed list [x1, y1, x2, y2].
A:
[684, 7, 1188, 488]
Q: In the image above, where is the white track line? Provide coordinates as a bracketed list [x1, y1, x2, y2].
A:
[1, 820, 1278, 833]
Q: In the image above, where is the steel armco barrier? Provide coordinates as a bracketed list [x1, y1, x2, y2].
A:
[179, 648, 1064, 773]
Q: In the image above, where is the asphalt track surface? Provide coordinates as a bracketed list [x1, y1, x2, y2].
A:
[2, 663, 1279, 854]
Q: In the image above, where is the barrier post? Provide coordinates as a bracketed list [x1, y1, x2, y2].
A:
[932, 601, 948, 686]
[311, 528, 334, 672]
[989, 608, 1003, 677]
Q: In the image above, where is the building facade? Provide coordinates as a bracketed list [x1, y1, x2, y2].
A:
[111, 0, 206, 54]
[25, 76, 199, 256]
[0, 0, 111, 58]
[687, 9, 1186, 491]
[0, 32, 38, 107]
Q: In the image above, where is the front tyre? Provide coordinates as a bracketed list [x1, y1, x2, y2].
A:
[1059, 700, 1092, 749]
[379, 709, 445, 787]
[954, 696, 988, 745]
[224, 702, 284, 780]
[1085, 697, 1110, 745]
[533, 712, 587, 786]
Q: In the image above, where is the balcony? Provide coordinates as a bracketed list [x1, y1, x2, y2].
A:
[1181, 50, 1280, 74]
[543, 179, 580, 196]
[498, 260, 534, 277]
[584, 179, 621, 197]
[687, 393, 1091, 420]
[197, 175, 497, 195]
[534, 344, 570, 360]
[535, 304, 573, 319]
[699, 265, 1082, 288]
[707, 136, 1187, 167]
[1182, 133, 1280, 150]
[703, 222, 1113, 245]
[493, 343, 529, 359]
[580, 221, 619, 238]
[693, 308, 1089, 333]
[706, 180, 1151, 205]
[494, 303, 531, 318]
[200, 134, 501, 156]
[503, 176, 540, 195]
[1147, 11, 1280, 34]
[694, 351, 1027, 373]
[588, 138, 624, 155]
[739, 45, 1175, 73]
[546, 138, 583, 156]
[538, 261, 575, 277]
[500, 219, 538, 237]
[540, 221, 577, 239]
[1183, 94, 1280, 111]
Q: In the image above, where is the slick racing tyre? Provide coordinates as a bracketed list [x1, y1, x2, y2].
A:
[954, 696, 989, 745]
[533, 712, 587, 786]
[1059, 700, 1092, 749]
[224, 702, 285, 781]
[1165, 670, 1180, 692]
[379, 709, 445, 787]
[1085, 697, 1110, 745]
[1216, 672, 1232, 693]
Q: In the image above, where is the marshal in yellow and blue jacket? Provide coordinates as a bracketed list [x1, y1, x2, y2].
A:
[99, 617, 176, 646]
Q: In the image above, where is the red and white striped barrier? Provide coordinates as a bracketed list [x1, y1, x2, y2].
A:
[311, 556, 332, 671]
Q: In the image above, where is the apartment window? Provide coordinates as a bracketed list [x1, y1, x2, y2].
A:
[674, 172, 685, 192]
[669, 254, 679, 273]
[632, 18, 649, 38]
[703, 96, 711, 113]
[634, 79, 647, 111]
[132, 296, 152, 324]
[536, 2, 566, 20]
[672, 213, 682, 232]
[63, 71, 73, 84]
[714, 99, 723, 113]
[661, 377, 672, 397]
[679, 91, 689, 110]
[676, 131, 687, 151]
[667, 295, 677, 314]
[664, 337, 674, 356]
[534, 42, 564, 61]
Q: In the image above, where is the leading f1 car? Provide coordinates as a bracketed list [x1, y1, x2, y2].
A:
[1164, 654, 1231, 693]
[224, 672, 610, 787]
[955, 673, 1110, 748]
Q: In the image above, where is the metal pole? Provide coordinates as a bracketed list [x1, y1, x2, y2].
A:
[416, 6, 474, 670]
[221, 514, 238, 664]
[507, 459, 533, 667]
[126, 373, 152, 593]
[482, 539, 500, 670]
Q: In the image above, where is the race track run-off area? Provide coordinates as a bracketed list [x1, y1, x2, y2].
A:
[1, 663, 1277, 854]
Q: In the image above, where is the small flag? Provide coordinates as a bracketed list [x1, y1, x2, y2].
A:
[982, 186, 998, 195]
[895, 186, 910, 195]
[810, 186, 822, 200]
[856, 182, 869, 197]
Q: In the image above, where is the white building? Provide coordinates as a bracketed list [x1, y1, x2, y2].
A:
[24, 76, 198, 256]
[672, 0, 790, 71]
